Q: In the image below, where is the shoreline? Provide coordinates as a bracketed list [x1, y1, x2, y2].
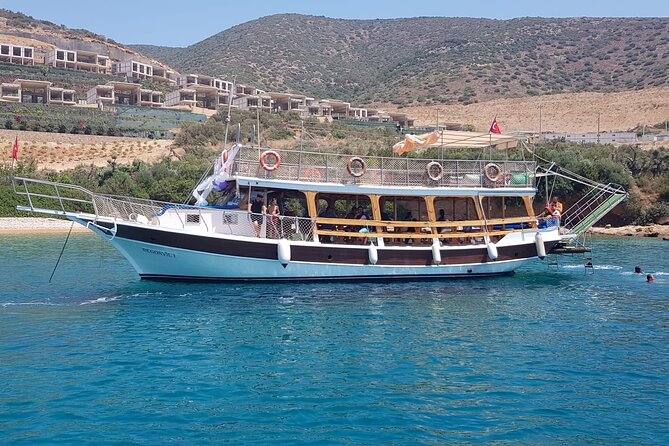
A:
[588, 224, 669, 239]
[0, 217, 90, 235]
[1, 217, 668, 238]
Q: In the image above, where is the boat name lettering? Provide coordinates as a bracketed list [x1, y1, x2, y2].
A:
[142, 248, 176, 258]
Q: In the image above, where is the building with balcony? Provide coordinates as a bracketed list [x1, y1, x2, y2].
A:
[138, 88, 162, 107]
[269, 92, 306, 112]
[73, 50, 110, 74]
[165, 88, 197, 108]
[0, 82, 21, 102]
[0, 44, 34, 65]
[113, 60, 153, 81]
[86, 85, 115, 105]
[48, 87, 76, 105]
[233, 93, 272, 112]
[45, 48, 77, 70]
[177, 74, 232, 92]
[153, 66, 178, 84]
[17, 79, 51, 104]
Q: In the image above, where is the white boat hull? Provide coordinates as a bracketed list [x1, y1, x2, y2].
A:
[75, 216, 557, 282]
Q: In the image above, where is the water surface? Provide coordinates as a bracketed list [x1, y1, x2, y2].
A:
[1, 234, 667, 444]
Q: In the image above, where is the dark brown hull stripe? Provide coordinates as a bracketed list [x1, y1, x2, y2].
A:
[91, 220, 556, 267]
[140, 271, 515, 283]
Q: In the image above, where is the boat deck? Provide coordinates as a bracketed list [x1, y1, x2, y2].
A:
[233, 146, 536, 188]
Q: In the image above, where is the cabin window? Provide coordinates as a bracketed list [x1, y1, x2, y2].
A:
[433, 197, 478, 222]
[279, 191, 308, 218]
[186, 214, 200, 224]
[315, 193, 371, 219]
[379, 196, 428, 222]
[481, 196, 528, 220]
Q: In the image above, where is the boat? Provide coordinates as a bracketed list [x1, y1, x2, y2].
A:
[12, 129, 627, 282]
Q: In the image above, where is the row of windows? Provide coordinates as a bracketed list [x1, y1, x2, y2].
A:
[229, 189, 530, 222]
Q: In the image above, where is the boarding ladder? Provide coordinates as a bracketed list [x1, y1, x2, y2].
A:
[537, 164, 627, 236]
[562, 185, 627, 235]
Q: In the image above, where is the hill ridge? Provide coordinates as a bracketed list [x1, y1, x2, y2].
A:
[134, 14, 669, 106]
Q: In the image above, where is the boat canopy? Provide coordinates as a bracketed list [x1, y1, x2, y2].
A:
[393, 130, 520, 155]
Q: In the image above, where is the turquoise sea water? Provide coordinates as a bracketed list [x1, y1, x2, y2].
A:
[1, 233, 668, 445]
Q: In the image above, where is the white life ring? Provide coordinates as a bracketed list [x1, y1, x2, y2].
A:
[260, 150, 281, 172]
[484, 163, 501, 182]
[426, 161, 444, 181]
[347, 157, 366, 178]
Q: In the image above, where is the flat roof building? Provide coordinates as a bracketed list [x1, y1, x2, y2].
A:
[0, 44, 34, 66]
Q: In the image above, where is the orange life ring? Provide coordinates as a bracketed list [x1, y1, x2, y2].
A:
[346, 157, 366, 178]
[222, 149, 229, 163]
[426, 161, 444, 181]
[260, 150, 281, 172]
[303, 168, 321, 182]
[483, 163, 501, 182]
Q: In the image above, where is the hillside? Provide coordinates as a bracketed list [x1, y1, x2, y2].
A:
[136, 14, 669, 107]
[403, 87, 669, 133]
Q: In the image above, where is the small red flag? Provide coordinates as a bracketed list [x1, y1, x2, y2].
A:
[12, 136, 18, 160]
[489, 118, 502, 134]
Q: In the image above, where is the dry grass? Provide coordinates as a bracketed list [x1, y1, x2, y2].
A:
[0, 129, 174, 171]
[400, 87, 669, 134]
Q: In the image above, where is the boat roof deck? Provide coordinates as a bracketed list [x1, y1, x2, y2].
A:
[233, 146, 536, 189]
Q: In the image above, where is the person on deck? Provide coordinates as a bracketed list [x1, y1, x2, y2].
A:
[249, 194, 265, 237]
[266, 198, 281, 239]
[550, 196, 563, 215]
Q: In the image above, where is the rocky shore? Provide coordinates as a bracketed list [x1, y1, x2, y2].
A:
[589, 224, 669, 239]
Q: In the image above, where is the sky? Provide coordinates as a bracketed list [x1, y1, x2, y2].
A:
[2, 0, 668, 47]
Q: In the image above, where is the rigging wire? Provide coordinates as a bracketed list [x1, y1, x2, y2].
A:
[49, 221, 74, 283]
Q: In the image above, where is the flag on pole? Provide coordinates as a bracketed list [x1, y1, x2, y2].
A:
[489, 117, 502, 134]
[12, 136, 18, 160]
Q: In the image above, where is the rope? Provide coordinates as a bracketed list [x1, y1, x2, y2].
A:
[49, 221, 74, 283]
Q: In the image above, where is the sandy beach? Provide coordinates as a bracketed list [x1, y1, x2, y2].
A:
[0, 217, 91, 235]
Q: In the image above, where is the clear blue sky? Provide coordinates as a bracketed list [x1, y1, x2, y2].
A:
[3, 0, 668, 47]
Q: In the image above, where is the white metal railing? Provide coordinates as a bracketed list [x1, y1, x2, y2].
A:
[233, 146, 536, 188]
[13, 176, 318, 239]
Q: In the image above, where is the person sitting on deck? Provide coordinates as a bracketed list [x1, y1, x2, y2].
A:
[550, 196, 564, 215]
[318, 205, 337, 243]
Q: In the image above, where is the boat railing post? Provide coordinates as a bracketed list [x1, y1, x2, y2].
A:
[200, 208, 210, 232]
[23, 180, 34, 210]
[54, 184, 65, 214]
[380, 157, 385, 185]
[406, 158, 409, 186]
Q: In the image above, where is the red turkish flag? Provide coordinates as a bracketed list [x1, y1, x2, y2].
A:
[489, 118, 502, 134]
[12, 136, 18, 160]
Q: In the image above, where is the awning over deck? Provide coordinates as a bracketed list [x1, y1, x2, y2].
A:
[394, 130, 520, 155]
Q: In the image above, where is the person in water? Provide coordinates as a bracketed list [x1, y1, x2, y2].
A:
[634, 266, 643, 274]
[647, 274, 654, 283]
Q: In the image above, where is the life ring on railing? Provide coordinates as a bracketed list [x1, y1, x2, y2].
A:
[303, 168, 321, 182]
[347, 157, 366, 178]
[222, 149, 229, 163]
[260, 150, 281, 172]
[426, 161, 444, 181]
[483, 163, 501, 182]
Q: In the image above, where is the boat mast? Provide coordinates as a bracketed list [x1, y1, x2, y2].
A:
[223, 78, 235, 149]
